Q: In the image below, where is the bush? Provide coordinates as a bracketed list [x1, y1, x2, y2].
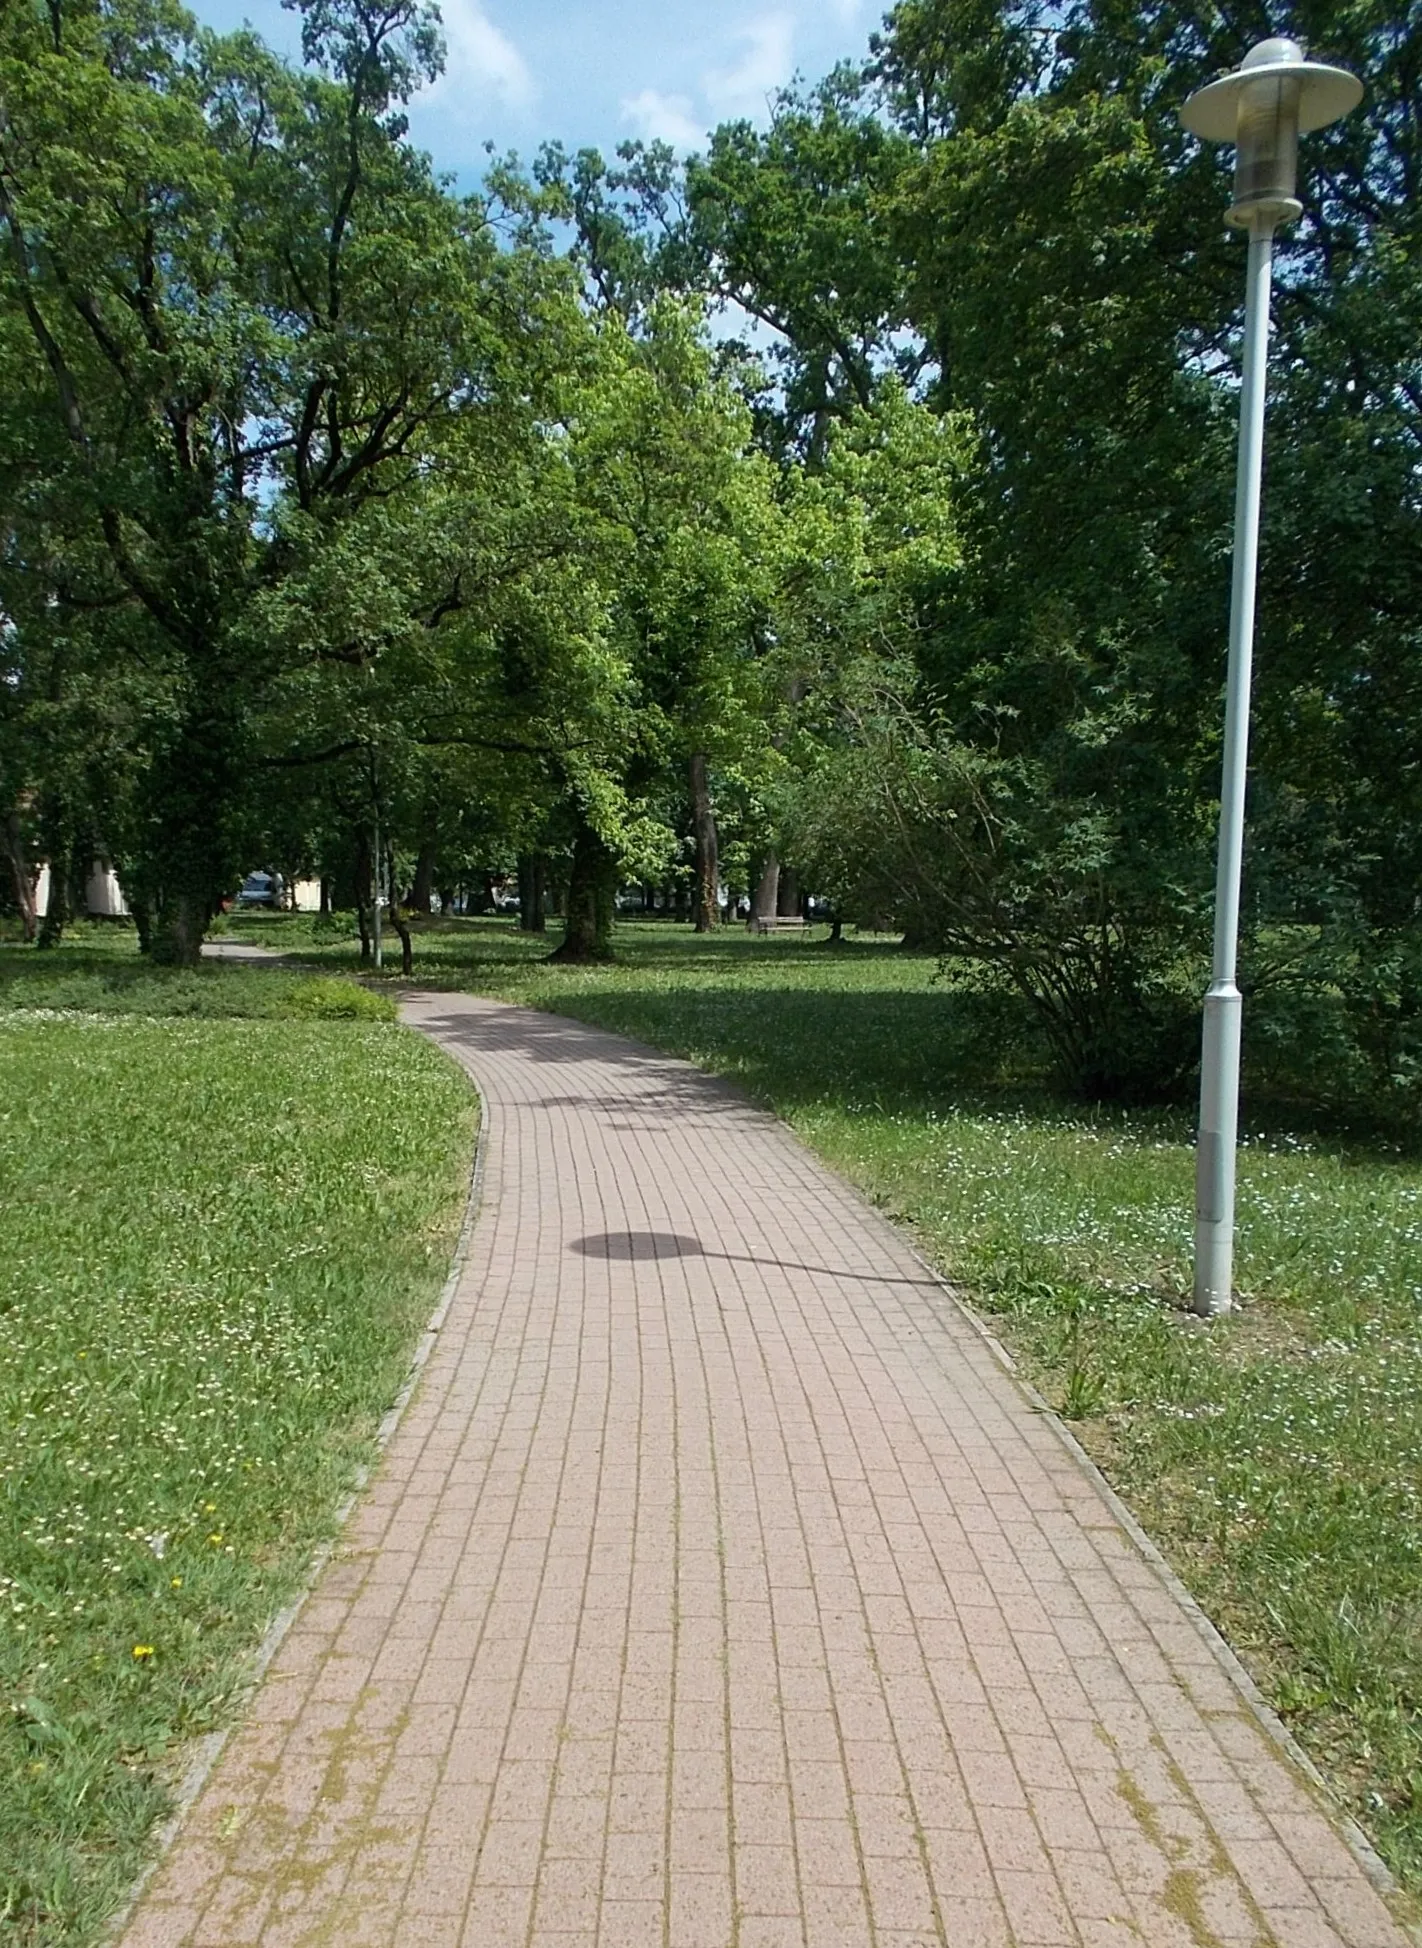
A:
[287, 976, 394, 1021]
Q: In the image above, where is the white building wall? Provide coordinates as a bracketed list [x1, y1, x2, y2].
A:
[84, 863, 128, 917]
[33, 861, 129, 918]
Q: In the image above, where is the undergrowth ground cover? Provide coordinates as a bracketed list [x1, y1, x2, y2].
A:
[229, 908, 1422, 1894]
[0, 935, 478, 1945]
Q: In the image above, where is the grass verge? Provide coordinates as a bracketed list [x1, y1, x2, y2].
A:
[229, 908, 1422, 1894]
[0, 938, 477, 1945]
[0, 927, 392, 1022]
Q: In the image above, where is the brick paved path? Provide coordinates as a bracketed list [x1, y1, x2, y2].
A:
[122, 994, 1412, 1948]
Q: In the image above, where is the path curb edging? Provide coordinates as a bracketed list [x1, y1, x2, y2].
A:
[892, 1211, 1419, 1938]
[100, 1015, 489, 1945]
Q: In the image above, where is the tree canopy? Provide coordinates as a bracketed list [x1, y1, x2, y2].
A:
[4, 0, 1419, 1109]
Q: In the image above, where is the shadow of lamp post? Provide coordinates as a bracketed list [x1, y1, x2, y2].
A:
[1180, 39, 1362, 1317]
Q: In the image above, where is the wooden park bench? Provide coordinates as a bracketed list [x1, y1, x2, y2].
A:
[746, 913, 809, 934]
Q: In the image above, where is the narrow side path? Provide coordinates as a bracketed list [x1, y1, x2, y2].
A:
[123, 992, 1411, 1948]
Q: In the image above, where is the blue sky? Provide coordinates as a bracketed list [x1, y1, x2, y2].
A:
[185, 0, 884, 190]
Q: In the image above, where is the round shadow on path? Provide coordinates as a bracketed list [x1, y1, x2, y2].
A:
[572, 1231, 706, 1261]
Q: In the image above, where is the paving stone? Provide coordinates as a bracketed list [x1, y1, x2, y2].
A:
[115, 994, 1415, 1947]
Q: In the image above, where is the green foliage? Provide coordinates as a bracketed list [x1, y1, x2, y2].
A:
[283, 972, 392, 1019]
[0, 0, 585, 957]
[0, 1006, 475, 1943]
[683, 77, 917, 458]
[659, 0, 1421, 1109]
[8, 0, 1422, 1094]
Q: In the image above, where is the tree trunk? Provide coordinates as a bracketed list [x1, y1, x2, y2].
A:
[150, 889, 210, 966]
[517, 853, 547, 932]
[751, 852, 780, 928]
[355, 831, 373, 964]
[386, 846, 414, 976]
[136, 709, 241, 965]
[777, 865, 800, 918]
[36, 795, 73, 950]
[130, 895, 153, 956]
[319, 875, 332, 915]
[3, 810, 37, 943]
[410, 841, 436, 915]
[550, 822, 617, 962]
[690, 753, 719, 933]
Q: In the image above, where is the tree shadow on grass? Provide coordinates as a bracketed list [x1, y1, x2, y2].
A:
[534, 982, 1422, 1168]
[525, 983, 1055, 1121]
[0, 944, 301, 1018]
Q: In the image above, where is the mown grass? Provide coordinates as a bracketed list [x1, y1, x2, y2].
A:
[229, 907, 1422, 1893]
[0, 925, 392, 1022]
[0, 937, 477, 1944]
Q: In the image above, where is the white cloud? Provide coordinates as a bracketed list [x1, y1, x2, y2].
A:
[703, 13, 795, 118]
[425, 0, 534, 109]
[830, 0, 863, 20]
[619, 10, 800, 155]
[620, 87, 705, 151]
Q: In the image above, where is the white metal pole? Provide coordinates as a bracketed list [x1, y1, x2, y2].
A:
[1193, 219, 1275, 1316]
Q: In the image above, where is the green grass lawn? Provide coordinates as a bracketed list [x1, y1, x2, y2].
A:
[228, 907, 1422, 1896]
[0, 940, 478, 1945]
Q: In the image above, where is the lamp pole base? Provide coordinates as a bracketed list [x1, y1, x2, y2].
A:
[1193, 979, 1241, 1315]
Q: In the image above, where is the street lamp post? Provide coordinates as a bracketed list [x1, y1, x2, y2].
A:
[1181, 40, 1361, 1317]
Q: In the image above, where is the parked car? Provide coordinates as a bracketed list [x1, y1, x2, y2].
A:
[234, 871, 282, 908]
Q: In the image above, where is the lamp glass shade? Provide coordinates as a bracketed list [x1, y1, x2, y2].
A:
[1230, 72, 1302, 224]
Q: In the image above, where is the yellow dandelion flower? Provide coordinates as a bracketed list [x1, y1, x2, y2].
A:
[207, 1532, 224, 1545]
[132, 1645, 154, 1661]
[170, 1576, 183, 1589]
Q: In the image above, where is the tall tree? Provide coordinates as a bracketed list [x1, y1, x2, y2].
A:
[0, 0, 539, 958]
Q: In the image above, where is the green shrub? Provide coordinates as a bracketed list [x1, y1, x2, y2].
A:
[287, 975, 394, 1021]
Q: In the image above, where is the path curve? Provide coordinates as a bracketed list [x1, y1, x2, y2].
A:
[121, 991, 1412, 1948]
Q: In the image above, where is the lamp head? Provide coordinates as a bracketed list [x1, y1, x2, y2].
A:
[1181, 37, 1362, 230]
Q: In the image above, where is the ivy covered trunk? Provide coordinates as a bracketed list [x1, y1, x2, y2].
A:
[35, 792, 74, 950]
[149, 889, 211, 966]
[139, 705, 242, 966]
[3, 811, 36, 942]
[386, 846, 414, 977]
[551, 822, 617, 962]
[691, 753, 718, 933]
